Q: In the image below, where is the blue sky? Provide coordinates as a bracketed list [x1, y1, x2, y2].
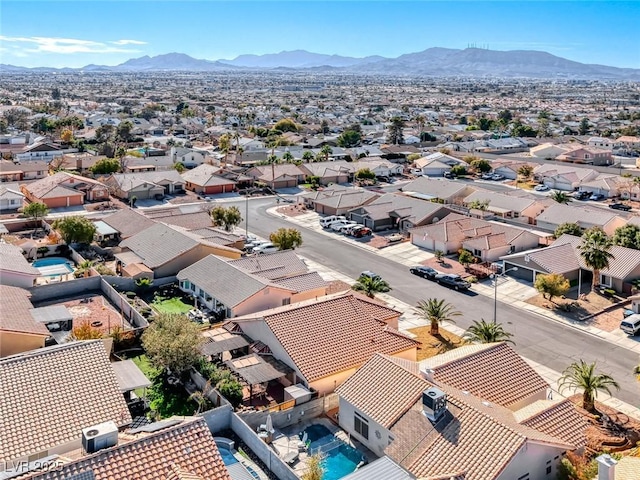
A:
[1, 1, 639, 68]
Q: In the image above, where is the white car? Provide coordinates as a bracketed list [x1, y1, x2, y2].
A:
[248, 241, 271, 252]
[252, 242, 278, 254]
[335, 222, 358, 234]
[534, 184, 550, 192]
[330, 220, 351, 231]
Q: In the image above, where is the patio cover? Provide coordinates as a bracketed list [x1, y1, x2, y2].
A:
[94, 220, 119, 237]
[29, 305, 73, 324]
[111, 359, 152, 392]
[200, 327, 250, 356]
[225, 353, 292, 385]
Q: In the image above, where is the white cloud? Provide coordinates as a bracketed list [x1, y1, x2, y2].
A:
[0, 36, 147, 55]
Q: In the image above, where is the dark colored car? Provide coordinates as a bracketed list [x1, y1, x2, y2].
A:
[435, 273, 471, 291]
[409, 266, 439, 280]
[609, 202, 632, 211]
[573, 191, 590, 200]
[443, 171, 457, 179]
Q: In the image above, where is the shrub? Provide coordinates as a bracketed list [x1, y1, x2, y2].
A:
[126, 291, 136, 299]
[217, 378, 244, 408]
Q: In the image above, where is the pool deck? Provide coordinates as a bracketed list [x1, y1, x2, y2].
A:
[227, 449, 270, 480]
[270, 417, 376, 477]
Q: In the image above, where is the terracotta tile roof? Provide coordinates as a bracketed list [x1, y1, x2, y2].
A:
[0, 341, 131, 463]
[23, 417, 230, 480]
[0, 285, 49, 336]
[336, 354, 429, 428]
[271, 271, 328, 292]
[233, 293, 415, 383]
[516, 399, 588, 449]
[501, 242, 580, 275]
[422, 343, 548, 408]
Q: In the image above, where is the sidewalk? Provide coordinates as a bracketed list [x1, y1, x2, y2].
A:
[300, 256, 640, 422]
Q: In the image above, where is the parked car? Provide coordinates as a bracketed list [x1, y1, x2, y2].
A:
[319, 215, 346, 228]
[387, 233, 405, 243]
[609, 202, 632, 211]
[359, 270, 381, 280]
[331, 220, 353, 232]
[534, 184, 550, 191]
[253, 242, 278, 254]
[590, 193, 606, 201]
[620, 314, 640, 336]
[481, 173, 494, 180]
[335, 222, 358, 233]
[352, 226, 372, 238]
[409, 266, 439, 280]
[435, 273, 471, 291]
[245, 240, 269, 252]
[573, 191, 590, 200]
[377, 176, 390, 183]
[491, 174, 505, 181]
[443, 171, 457, 179]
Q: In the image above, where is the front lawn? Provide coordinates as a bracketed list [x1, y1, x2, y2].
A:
[407, 326, 465, 361]
[152, 297, 192, 315]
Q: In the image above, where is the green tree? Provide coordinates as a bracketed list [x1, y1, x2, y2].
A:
[301, 453, 325, 480]
[302, 150, 315, 163]
[23, 202, 49, 230]
[613, 224, 640, 250]
[142, 313, 204, 375]
[273, 118, 299, 133]
[554, 222, 583, 238]
[52, 216, 96, 244]
[355, 168, 376, 180]
[75, 260, 94, 278]
[470, 158, 491, 173]
[217, 378, 244, 408]
[550, 190, 572, 204]
[416, 298, 462, 336]
[60, 128, 74, 144]
[337, 130, 361, 148]
[210, 205, 243, 232]
[458, 249, 475, 267]
[467, 199, 489, 211]
[320, 145, 333, 161]
[352, 275, 391, 299]
[497, 109, 512, 125]
[559, 360, 619, 413]
[534, 273, 570, 302]
[387, 117, 405, 145]
[282, 151, 294, 163]
[269, 228, 303, 250]
[90, 157, 120, 175]
[517, 165, 533, 183]
[511, 121, 538, 137]
[463, 319, 514, 344]
[579, 228, 614, 290]
[189, 380, 213, 415]
[135, 277, 153, 292]
[450, 165, 467, 176]
[578, 118, 590, 136]
[173, 162, 185, 173]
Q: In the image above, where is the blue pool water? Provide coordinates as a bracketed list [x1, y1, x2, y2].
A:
[32, 257, 74, 276]
[218, 447, 238, 466]
[301, 424, 364, 480]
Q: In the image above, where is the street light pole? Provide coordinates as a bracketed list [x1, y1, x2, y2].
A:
[245, 194, 249, 238]
[492, 266, 518, 323]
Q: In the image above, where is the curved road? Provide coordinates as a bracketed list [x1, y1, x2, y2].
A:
[231, 197, 640, 404]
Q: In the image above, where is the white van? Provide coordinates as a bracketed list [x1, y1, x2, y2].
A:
[319, 215, 346, 228]
[620, 314, 640, 336]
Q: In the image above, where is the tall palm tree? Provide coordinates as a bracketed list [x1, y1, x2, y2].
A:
[351, 276, 391, 299]
[463, 319, 514, 344]
[579, 228, 615, 290]
[559, 360, 619, 413]
[320, 145, 333, 162]
[416, 298, 462, 336]
[550, 190, 572, 204]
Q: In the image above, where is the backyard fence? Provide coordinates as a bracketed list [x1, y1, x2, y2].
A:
[29, 276, 101, 303]
[100, 278, 149, 329]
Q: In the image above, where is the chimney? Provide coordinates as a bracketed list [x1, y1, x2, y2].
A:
[596, 454, 617, 480]
[422, 387, 447, 422]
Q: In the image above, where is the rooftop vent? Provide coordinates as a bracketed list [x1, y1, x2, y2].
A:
[81, 421, 118, 453]
[422, 387, 447, 422]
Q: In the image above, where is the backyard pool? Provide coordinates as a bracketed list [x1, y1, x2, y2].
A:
[218, 447, 238, 466]
[32, 257, 74, 277]
[301, 424, 364, 480]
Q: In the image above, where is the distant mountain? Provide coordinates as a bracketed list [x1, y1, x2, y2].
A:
[2, 48, 639, 79]
[219, 50, 386, 68]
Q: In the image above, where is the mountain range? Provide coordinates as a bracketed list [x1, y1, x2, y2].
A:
[2, 48, 639, 79]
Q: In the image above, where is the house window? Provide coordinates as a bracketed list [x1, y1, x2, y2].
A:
[513, 212, 520, 218]
[282, 298, 291, 306]
[517, 475, 530, 480]
[600, 275, 612, 287]
[180, 280, 191, 290]
[354, 412, 369, 440]
[473, 249, 481, 257]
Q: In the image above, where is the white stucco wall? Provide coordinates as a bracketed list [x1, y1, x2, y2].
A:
[498, 442, 567, 480]
[338, 398, 392, 457]
[0, 269, 38, 288]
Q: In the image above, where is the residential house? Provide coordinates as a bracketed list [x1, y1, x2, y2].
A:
[227, 249, 311, 280]
[117, 223, 242, 278]
[21, 172, 109, 208]
[410, 213, 541, 261]
[0, 183, 24, 211]
[491, 160, 535, 180]
[354, 158, 404, 177]
[0, 243, 39, 288]
[103, 171, 186, 201]
[535, 204, 626, 235]
[588, 137, 615, 150]
[300, 185, 380, 216]
[181, 164, 236, 194]
[230, 292, 418, 395]
[0, 285, 50, 357]
[615, 136, 640, 150]
[15, 142, 76, 162]
[336, 350, 586, 478]
[463, 190, 547, 224]
[412, 152, 467, 177]
[556, 146, 613, 166]
[299, 161, 354, 185]
[502, 234, 640, 292]
[58, 152, 105, 174]
[0, 341, 132, 466]
[101, 208, 157, 240]
[529, 142, 571, 159]
[18, 417, 231, 480]
[349, 194, 452, 232]
[144, 205, 215, 230]
[170, 146, 206, 168]
[245, 164, 306, 189]
[177, 253, 327, 319]
[186, 226, 246, 251]
[577, 175, 627, 198]
[533, 164, 599, 191]
[0, 160, 48, 182]
[401, 176, 476, 204]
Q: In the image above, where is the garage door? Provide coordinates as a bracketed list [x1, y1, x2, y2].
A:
[505, 262, 534, 282]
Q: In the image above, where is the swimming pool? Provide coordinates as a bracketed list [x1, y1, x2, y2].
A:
[301, 424, 364, 480]
[218, 447, 238, 466]
[32, 257, 74, 277]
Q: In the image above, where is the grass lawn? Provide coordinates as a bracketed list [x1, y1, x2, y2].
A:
[407, 326, 465, 361]
[152, 297, 192, 314]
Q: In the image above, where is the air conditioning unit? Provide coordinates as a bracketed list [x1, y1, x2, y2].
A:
[82, 421, 119, 453]
[422, 387, 447, 422]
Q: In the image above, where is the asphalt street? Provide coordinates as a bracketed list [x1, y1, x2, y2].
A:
[230, 196, 640, 405]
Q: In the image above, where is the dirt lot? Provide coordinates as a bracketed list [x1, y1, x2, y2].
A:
[53, 295, 125, 334]
[525, 291, 628, 332]
[276, 204, 309, 218]
[406, 325, 465, 360]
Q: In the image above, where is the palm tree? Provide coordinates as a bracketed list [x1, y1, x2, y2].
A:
[351, 275, 391, 299]
[320, 145, 333, 162]
[463, 319, 514, 344]
[550, 190, 572, 204]
[559, 360, 619, 413]
[75, 260, 94, 278]
[579, 228, 615, 290]
[416, 298, 462, 336]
